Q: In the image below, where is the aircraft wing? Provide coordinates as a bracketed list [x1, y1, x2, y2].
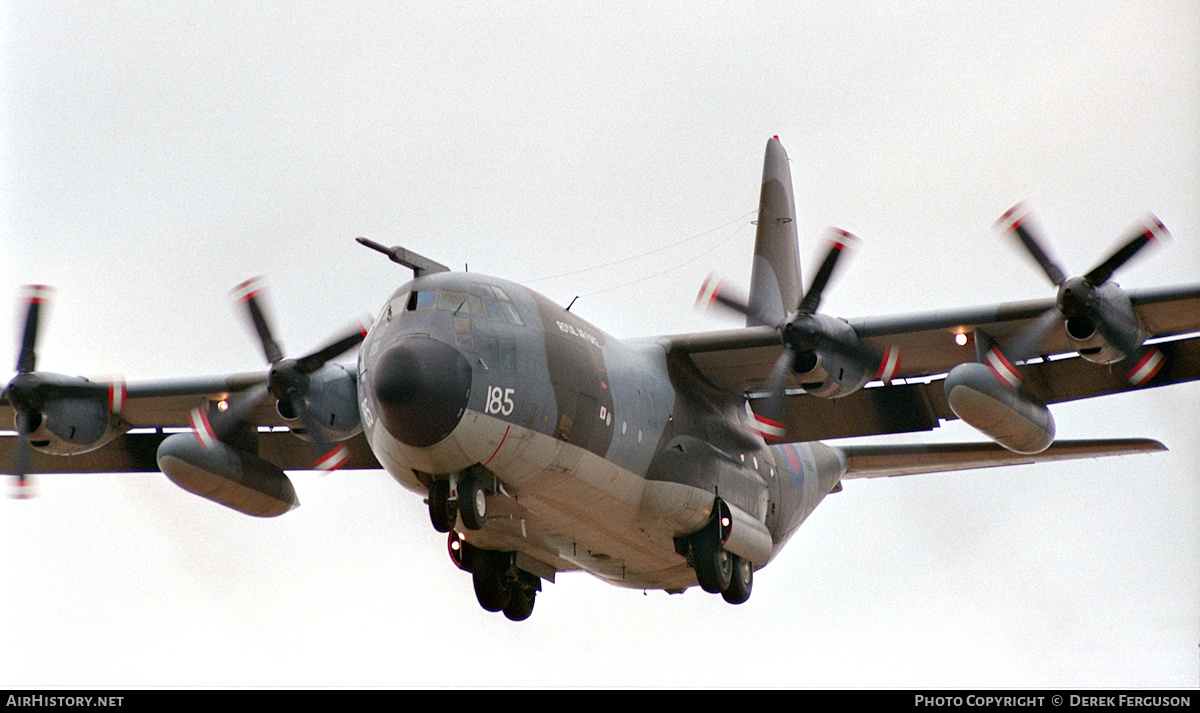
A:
[0, 430, 381, 473]
[835, 438, 1166, 479]
[0, 370, 382, 473]
[664, 284, 1200, 443]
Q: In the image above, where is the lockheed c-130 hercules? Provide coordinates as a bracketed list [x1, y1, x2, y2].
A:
[4, 137, 1199, 621]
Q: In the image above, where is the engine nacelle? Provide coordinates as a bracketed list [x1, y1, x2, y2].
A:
[156, 433, 299, 517]
[278, 363, 361, 443]
[11, 376, 129, 455]
[1064, 317, 1124, 365]
[787, 315, 881, 398]
[944, 363, 1055, 454]
[1062, 281, 1144, 365]
[792, 350, 866, 399]
[793, 352, 857, 398]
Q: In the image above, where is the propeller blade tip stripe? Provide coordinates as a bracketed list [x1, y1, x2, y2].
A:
[996, 203, 1029, 231]
[875, 346, 901, 383]
[315, 444, 351, 471]
[189, 407, 218, 449]
[751, 412, 786, 441]
[231, 277, 267, 303]
[984, 347, 1023, 388]
[695, 274, 722, 310]
[20, 285, 53, 304]
[107, 380, 127, 413]
[1142, 216, 1169, 243]
[1127, 348, 1165, 386]
[830, 228, 858, 251]
[9, 477, 35, 499]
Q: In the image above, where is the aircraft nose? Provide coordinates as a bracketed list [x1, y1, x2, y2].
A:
[372, 336, 473, 448]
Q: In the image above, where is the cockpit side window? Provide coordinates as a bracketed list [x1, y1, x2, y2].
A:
[409, 291, 436, 310]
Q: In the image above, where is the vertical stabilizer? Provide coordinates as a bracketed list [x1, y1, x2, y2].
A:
[747, 137, 802, 327]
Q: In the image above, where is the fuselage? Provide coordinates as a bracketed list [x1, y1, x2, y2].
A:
[356, 270, 845, 591]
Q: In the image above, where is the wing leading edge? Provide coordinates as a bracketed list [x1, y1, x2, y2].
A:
[666, 285, 1200, 444]
[0, 371, 382, 475]
[835, 438, 1166, 479]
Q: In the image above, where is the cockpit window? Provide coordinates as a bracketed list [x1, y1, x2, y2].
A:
[389, 285, 523, 325]
[437, 290, 469, 313]
[409, 291, 436, 310]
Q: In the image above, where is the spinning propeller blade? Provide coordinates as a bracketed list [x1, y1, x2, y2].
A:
[994, 204, 1168, 382]
[698, 231, 900, 441]
[6, 285, 54, 497]
[204, 278, 366, 470]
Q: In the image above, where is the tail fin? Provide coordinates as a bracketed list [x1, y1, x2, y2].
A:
[747, 137, 803, 328]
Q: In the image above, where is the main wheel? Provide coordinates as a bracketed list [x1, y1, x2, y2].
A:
[722, 554, 753, 605]
[691, 520, 733, 594]
[503, 573, 538, 622]
[427, 480, 456, 533]
[459, 474, 488, 531]
[472, 550, 512, 612]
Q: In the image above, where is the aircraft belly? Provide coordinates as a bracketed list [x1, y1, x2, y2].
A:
[368, 408, 709, 591]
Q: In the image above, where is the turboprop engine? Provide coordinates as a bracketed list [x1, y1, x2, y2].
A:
[787, 316, 874, 398]
[274, 362, 360, 443]
[943, 362, 1054, 455]
[4, 285, 131, 497]
[996, 205, 1168, 378]
[7, 373, 129, 455]
[697, 232, 900, 438]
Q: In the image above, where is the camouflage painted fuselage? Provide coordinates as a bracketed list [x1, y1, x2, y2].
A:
[358, 270, 844, 591]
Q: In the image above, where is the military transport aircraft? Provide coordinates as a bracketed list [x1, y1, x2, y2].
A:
[4, 137, 1199, 621]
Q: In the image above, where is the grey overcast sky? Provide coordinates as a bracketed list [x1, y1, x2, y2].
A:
[2, 1, 1198, 688]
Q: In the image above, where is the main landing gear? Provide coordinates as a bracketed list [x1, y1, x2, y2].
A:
[431, 473, 542, 620]
[684, 505, 754, 605]
[448, 531, 541, 621]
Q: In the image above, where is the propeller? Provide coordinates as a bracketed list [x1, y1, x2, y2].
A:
[993, 204, 1169, 385]
[5, 285, 53, 498]
[700, 231, 900, 440]
[197, 277, 367, 471]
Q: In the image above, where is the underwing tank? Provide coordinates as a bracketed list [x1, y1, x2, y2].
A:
[156, 433, 299, 517]
[944, 363, 1055, 455]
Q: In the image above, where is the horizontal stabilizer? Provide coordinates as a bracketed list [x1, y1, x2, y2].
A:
[838, 438, 1165, 479]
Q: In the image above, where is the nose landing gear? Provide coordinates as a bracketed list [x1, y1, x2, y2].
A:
[426, 470, 490, 533]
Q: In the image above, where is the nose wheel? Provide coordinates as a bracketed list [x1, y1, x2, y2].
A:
[427, 480, 456, 532]
[458, 474, 488, 530]
[427, 472, 489, 532]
